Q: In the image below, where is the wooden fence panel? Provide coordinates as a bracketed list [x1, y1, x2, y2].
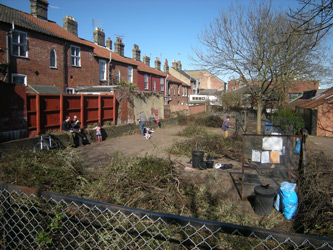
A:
[26, 94, 115, 136]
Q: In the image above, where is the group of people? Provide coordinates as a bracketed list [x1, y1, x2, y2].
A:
[62, 115, 90, 147]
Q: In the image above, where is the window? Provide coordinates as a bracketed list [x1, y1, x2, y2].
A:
[66, 88, 75, 94]
[160, 78, 164, 91]
[173, 88, 175, 96]
[128, 66, 133, 83]
[11, 74, 27, 85]
[182, 87, 185, 96]
[153, 80, 156, 91]
[50, 48, 57, 68]
[116, 70, 120, 83]
[12, 30, 27, 57]
[178, 86, 180, 95]
[99, 60, 106, 81]
[144, 74, 148, 90]
[70, 45, 80, 66]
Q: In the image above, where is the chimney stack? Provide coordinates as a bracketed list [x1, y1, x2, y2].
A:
[93, 27, 105, 46]
[30, 0, 48, 20]
[106, 37, 112, 50]
[63, 16, 78, 36]
[164, 59, 169, 74]
[178, 61, 182, 70]
[114, 37, 125, 56]
[155, 57, 161, 71]
[172, 60, 178, 70]
[132, 44, 141, 61]
[143, 55, 150, 66]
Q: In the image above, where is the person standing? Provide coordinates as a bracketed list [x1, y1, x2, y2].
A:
[222, 116, 231, 138]
[94, 123, 102, 142]
[138, 111, 147, 137]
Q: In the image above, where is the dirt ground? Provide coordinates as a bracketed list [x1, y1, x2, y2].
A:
[71, 124, 333, 226]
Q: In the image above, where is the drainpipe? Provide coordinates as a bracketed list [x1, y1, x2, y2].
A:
[5, 32, 10, 83]
[165, 74, 169, 105]
[108, 50, 111, 86]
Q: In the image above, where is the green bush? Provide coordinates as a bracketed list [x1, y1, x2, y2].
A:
[273, 106, 304, 134]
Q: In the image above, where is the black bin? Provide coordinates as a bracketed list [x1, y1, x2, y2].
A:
[254, 185, 276, 216]
[192, 151, 204, 169]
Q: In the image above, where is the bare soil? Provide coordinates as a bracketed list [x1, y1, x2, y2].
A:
[71, 124, 332, 230]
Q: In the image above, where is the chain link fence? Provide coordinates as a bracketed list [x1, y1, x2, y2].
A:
[1, 183, 332, 249]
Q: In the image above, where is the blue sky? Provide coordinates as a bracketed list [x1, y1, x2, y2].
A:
[1, 0, 303, 81]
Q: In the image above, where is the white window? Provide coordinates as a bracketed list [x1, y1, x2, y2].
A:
[178, 86, 180, 95]
[70, 45, 80, 66]
[50, 48, 57, 68]
[66, 88, 75, 94]
[182, 87, 185, 96]
[99, 60, 106, 81]
[12, 30, 28, 57]
[11, 74, 27, 85]
[173, 87, 175, 96]
[160, 78, 164, 91]
[153, 80, 156, 91]
[116, 70, 120, 83]
[144, 74, 148, 90]
[128, 66, 133, 83]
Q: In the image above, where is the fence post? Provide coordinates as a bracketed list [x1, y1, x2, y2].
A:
[98, 95, 102, 124]
[80, 94, 84, 128]
[36, 94, 41, 135]
[60, 94, 63, 132]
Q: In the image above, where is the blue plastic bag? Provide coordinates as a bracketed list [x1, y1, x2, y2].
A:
[293, 139, 301, 154]
[274, 182, 298, 220]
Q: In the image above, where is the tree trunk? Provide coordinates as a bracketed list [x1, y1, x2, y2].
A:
[256, 100, 262, 134]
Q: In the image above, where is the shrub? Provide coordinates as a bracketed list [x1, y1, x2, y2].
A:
[273, 106, 304, 134]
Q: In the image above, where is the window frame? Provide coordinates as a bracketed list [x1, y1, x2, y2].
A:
[65, 88, 75, 94]
[11, 30, 28, 57]
[116, 70, 121, 83]
[99, 59, 107, 81]
[153, 80, 156, 91]
[144, 74, 149, 90]
[11, 73, 27, 86]
[50, 48, 57, 68]
[70, 45, 81, 67]
[128, 66, 133, 83]
[160, 78, 164, 92]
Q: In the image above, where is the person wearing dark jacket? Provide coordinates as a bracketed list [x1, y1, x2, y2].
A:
[62, 116, 75, 146]
[222, 116, 231, 138]
[71, 115, 89, 146]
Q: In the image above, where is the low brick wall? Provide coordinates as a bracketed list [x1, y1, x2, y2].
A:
[189, 104, 206, 115]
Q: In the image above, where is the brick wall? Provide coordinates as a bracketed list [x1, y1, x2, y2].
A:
[316, 103, 333, 137]
[189, 104, 206, 115]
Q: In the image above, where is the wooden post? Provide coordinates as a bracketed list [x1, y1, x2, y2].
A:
[80, 94, 84, 128]
[112, 94, 116, 125]
[36, 94, 41, 135]
[60, 94, 63, 132]
[98, 95, 102, 124]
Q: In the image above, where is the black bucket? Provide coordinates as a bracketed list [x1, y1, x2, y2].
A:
[192, 151, 204, 169]
[206, 160, 214, 168]
[254, 185, 276, 216]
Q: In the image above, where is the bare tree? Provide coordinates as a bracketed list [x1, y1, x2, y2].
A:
[193, 1, 323, 133]
[289, 0, 332, 45]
